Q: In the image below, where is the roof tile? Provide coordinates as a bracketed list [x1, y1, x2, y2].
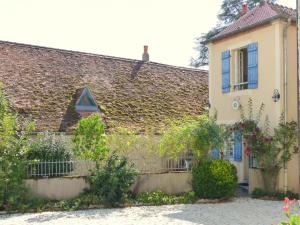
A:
[211, 2, 296, 41]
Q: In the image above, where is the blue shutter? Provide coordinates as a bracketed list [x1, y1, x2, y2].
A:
[211, 148, 220, 160]
[234, 131, 242, 162]
[222, 50, 231, 93]
[247, 43, 258, 89]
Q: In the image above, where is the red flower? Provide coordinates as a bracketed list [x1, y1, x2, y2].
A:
[284, 197, 290, 204]
[245, 146, 251, 156]
[283, 205, 289, 213]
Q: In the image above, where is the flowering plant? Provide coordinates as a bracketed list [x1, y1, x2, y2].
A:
[231, 99, 297, 192]
[279, 197, 300, 225]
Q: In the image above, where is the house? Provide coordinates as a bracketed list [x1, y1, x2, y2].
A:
[208, 1, 297, 192]
[0, 41, 208, 134]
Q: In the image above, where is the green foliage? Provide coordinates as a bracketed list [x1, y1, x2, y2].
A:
[192, 159, 237, 199]
[73, 114, 108, 161]
[87, 153, 138, 206]
[192, 0, 276, 67]
[251, 188, 298, 200]
[26, 132, 73, 177]
[27, 132, 72, 161]
[136, 191, 196, 205]
[160, 115, 228, 160]
[233, 99, 298, 192]
[0, 84, 34, 210]
[107, 127, 159, 154]
[280, 198, 300, 225]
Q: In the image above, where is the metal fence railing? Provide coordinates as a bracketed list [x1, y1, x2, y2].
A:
[26, 160, 95, 178]
[26, 153, 193, 178]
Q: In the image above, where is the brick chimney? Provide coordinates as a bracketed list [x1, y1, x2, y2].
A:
[142, 45, 149, 62]
[242, 4, 248, 14]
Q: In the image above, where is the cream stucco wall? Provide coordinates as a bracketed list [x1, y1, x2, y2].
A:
[25, 172, 192, 200]
[209, 19, 298, 192]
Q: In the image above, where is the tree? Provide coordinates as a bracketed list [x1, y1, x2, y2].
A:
[0, 84, 34, 210]
[159, 115, 228, 161]
[73, 114, 109, 163]
[191, 0, 276, 67]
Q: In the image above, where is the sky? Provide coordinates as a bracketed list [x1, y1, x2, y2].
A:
[0, 0, 296, 67]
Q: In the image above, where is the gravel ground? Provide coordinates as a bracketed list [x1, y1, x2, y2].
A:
[0, 198, 285, 225]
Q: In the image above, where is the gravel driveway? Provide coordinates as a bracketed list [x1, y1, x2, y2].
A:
[0, 198, 286, 225]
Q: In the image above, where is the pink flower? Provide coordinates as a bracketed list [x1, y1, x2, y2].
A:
[245, 146, 251, 156]
[284, 197, 290, 204]
[283, 205, 289, 213]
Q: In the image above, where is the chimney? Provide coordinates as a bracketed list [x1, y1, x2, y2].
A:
[142, 45, 149, 62]
[242, 4, 248, 14]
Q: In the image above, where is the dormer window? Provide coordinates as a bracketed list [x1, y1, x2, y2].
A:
[75, 86, 99, 113]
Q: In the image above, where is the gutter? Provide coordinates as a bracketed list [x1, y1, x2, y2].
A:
[283, 17, 292, 193]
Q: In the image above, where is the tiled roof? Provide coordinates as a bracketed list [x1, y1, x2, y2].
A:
[0, 41, 208, 133]
[210, 2, 296, 42]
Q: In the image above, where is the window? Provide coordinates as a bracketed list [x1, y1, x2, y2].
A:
[223, 133, 234, 160]
[75, 86, 99, 112]
[249, 153, 259, 168]
[235, 48, 248, 90]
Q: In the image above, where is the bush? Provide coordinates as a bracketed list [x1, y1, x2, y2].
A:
[159, 115, 228, 161]
[192, 159, 237, 199]
[27, 132, 72, 161]
[251, 188, 298, 200]
[73, 114, 108, 162]
[136, 191, 196, 205]
[0, 84, 35, 210]
[26, 132, 73, 177]
[87, 153, 138, 206]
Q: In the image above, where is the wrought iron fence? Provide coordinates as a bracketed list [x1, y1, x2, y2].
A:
[26, 160, 95, 178]
[26, 153, 193, 178]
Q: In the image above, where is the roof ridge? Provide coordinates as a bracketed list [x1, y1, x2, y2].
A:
[0, 40, 207, 73]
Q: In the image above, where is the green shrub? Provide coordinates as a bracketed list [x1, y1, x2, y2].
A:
[73, 114, 108, 163]
[192, 159, 237, 199]
[26, 132, 73, 177]
[159, 115, 228, 160]
[137, 191, 176, 205]
[136, 191, 196, 205]
[27, 132, 72, 161]
[251, 188, 267, 198]
[0, 84, 35, 210]
[87, 153, 138, 206]
[251, 188, 298, 200]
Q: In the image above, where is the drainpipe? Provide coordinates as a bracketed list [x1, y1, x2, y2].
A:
[283, 17, 292, 193]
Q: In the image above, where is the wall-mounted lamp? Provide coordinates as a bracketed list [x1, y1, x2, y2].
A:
[272, 89, 280, 102]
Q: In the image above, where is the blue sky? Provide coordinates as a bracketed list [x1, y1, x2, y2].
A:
[0, 0, 295, 67]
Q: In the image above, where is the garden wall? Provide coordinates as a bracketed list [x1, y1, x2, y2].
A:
[25, 172, 192, 200]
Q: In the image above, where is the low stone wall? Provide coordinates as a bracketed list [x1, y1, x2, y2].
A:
[25, 177, 89, 200]
[25, 172, 192, 200]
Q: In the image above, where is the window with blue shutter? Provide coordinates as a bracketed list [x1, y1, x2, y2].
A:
[211, 148, 220, 160]
[234, 131, 242, 162]
[247, 43, 258, 89]
[222, 50, 230, 93]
